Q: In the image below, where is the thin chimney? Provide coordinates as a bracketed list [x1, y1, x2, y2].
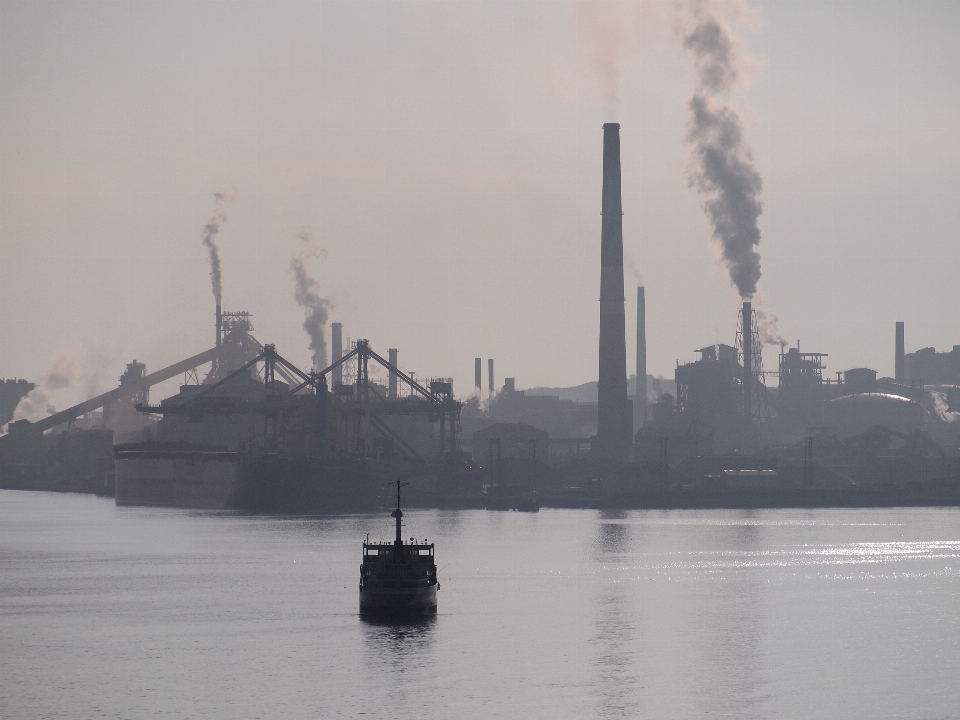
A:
[331, 322, 343, 385]
[388, 348, 398, 398]
[636, 286, 646, 425]
[488, 359, 494, 400]
[597, 123, 630, 462]
[475, 358, 482, 394]
[214, 303, 222, 375]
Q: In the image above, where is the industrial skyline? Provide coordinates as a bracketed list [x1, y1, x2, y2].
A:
[1, 1, 958, 415]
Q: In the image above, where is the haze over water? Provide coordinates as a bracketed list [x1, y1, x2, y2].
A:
[2, 490, 958, 719]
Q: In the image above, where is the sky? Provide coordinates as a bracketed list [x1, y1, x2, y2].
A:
[1, 0, 958, 411]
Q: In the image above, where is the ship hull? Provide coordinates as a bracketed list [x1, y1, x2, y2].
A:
[114, 447, 382, 513]
[360, 585, 437, 617]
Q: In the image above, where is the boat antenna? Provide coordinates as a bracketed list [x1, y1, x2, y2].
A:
[390, 479, 408, 546]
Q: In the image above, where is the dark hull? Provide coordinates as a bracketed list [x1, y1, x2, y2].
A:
[234, 457, 382, 514]
[359, 585, 437, 617]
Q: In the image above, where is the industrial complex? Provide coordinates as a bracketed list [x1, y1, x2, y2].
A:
[2, 124, 959, 511]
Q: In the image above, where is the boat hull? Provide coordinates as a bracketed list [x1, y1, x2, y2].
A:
[360, 585, 438, 617]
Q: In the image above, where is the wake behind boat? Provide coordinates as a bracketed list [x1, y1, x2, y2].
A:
[359, 481, 438, 617]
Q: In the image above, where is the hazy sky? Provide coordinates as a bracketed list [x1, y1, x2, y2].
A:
[1, 0, 958, 409]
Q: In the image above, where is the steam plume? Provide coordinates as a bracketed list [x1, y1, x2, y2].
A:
[201, 192, 227, 305]
[932, 392, 959, 424]
[1, 352, 80, 431]
[291, 230, 333, 371]
[752, 298, 787, 346]
[576, 0, 632, 119]
[681, 1, 763, 300]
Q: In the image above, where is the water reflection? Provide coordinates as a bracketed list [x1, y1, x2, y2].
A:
[361, 615, 437, 674]
[681, 514, 770, 719]
[591, 515, 640, 718]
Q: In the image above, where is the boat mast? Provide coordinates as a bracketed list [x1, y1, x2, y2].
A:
[391, 479, 403, 546]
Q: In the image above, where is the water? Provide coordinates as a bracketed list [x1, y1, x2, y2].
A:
[2, 490, 959, 719]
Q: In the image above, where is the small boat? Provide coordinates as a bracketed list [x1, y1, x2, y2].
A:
[359, 480, 438, 617]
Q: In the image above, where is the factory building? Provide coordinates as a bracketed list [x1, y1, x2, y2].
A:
[670, 343, 746, 451]
[473, 423, 549, 464]
[487, 379, 596, 439]
[905, 346, 960, 386]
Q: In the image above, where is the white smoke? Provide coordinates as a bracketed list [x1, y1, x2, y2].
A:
[752, 296, 787, 347]
[624, 250, 643, 286]
[932, 392, 960, 423]
[0, 344, 117, 434]
[1, 351, 80, 432]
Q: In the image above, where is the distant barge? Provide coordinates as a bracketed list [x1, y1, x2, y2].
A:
[359, 481, 438, 617]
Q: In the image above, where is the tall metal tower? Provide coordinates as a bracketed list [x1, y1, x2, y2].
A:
[736, 301, 769, 424]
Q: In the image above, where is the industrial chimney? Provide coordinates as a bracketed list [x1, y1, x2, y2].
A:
[597, 123, 631, 462]
[331, 323, 343, 385]
[475, 358, 482, 395]
[742, 301, 753, 423]
[388, 348, 398, 398]
[214, 303, 222, 375]
[636, 286, 646, 428]
[488, 359, 494, 400]
[895, 321, 905, 384]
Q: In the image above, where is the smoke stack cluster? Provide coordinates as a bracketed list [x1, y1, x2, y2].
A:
[597, 123, 631, 462]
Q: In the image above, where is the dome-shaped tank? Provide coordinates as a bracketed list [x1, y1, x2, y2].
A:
[823, 393, 923, 437]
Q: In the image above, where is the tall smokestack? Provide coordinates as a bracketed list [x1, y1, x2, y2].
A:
[597, 123, 630, 462]
[388, 348, 398, 398]
[635, 286, 646, 426]
[213, 304, 221, 376]
[331, 322, 343, 385]
[895, 321, 905, 384]
[488, 359, 494, 399]
[742, 301, 753, 423]
[475, 358, 482, 394]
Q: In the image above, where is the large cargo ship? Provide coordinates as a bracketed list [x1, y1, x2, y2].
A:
[115, 446, 382, 513]
[359, 481, 438, 617]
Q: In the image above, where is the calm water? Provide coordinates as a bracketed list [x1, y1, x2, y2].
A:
[1, 490, 959, 719]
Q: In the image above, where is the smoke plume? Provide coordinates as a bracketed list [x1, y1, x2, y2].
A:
[681, 1, 764, 300]
[1, 351, 80, 431]
[291, 230, 334, 371]
[201, 192, 227, 305]
[932, 392, 960, 424]
[624, 250, 643, 286]
[576, 0, 633, 119]
[752, 297, 787, 347]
